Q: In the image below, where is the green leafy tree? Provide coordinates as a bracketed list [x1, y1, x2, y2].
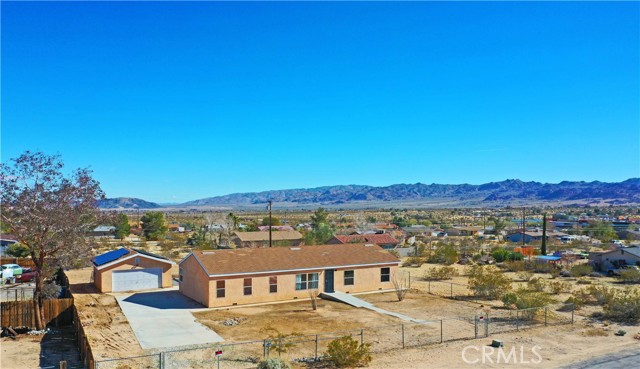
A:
[113, 213, 131, 239]
[140, 211, 168, 240]
[366, 216, 377, 223]
[392, 215, 408, 227]
[310, 207, 329, 229]
[1, 151, 104, 329]
[6, 243, 30, 258]
[585, 221, 618, 241]
[304, 223, 334, 245]
[261, 217, 281, 226]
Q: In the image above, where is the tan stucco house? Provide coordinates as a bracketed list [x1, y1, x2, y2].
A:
[179, 243, 400, 308]
[92, 248, 175, 293]
[232, 230, 303, 248]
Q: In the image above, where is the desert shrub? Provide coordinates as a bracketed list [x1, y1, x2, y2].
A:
[401, 256, 424, 267]
[510, 252, 524, 261]
[619, 269, 640, 284]
[549, 268, 561, 279]
[531, 262, 553, 274]
[576, 278, 592, 285]
[472, 254, 482, 262]
[257, 358, 291, 369]
[602, 288, 640, 324]
[260, 326, 301, 356]
[583, 328, 608, 337]
[587, 285, 616, 305]
[549, 281, 572, 294]
[501, 288, 555, 318]
[387, 249, 400, 258]
[570, 264, 593, 277]
[527, 277, 547, 293]
[424, 266, 459, 281]
[492, 248, 511, 263]
[503, 261, 526, 272]
[467, 265, 512, 299]
[518, 271, 534, 282]
[326, 336, 372, 368]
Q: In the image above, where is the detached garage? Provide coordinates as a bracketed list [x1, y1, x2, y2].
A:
[92, 248, 175, 293]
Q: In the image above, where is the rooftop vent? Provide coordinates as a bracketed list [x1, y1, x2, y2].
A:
[364, 244, 375, 247]
[290, 247, 301, 250]
[203, 251, 215, 255]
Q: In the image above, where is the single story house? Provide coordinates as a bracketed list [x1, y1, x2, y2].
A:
[179, 243, 400, 308]
[589, 246, 640, 272]
[91, 225, 116, 238]
[506, 230, 568, 244]
[326, 234, 399, 250]
[452, 226, 485, 236]
[257, 225, 294, 232]
[232, 230, 303, 248]
[92, 248, 175, 293]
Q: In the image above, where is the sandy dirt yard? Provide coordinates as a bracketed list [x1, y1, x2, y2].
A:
[65, 268, 145, 361]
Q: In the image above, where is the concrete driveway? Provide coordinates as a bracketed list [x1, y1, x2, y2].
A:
[114, 288, 223, 350]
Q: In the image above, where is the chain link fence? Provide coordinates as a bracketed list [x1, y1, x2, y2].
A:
[95, 303, 573, 369]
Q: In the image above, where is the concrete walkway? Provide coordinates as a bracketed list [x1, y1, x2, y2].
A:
[114, 289, 223, 350]
[320, 291, 427, 323]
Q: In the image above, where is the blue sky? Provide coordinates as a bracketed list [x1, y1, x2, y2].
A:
[2, 1, 639, 203]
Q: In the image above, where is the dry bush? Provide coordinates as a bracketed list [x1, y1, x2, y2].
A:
[423, 265, 459, 281]
[402, 256, 425, 267]
[518, 271, 534, 282]
[583, 328, 608, 337]
[571, 264, 593, 277]
[549, 281, 572, 294]
[467, 265, 513, 300]
[527, 277, 547, 292]
[326, 336, 372, 368]
[603, 288, 640, 324]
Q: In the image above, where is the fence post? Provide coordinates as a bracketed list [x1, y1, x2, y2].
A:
[474, 316, 478, 339]
[571, 304, 574, 324]
[484, 315, 489, 337]
[440, 320, 443, 343]
[450, 283, 453, 298]
[401, 324, 405, 349]
[315, 335, 318, 360]
[428, 280, 431, 294]
[160, 352, 164, 369]
[544, 307, 548, 327]
[516, 310, 519, 331]
[360, 329, 364, 345]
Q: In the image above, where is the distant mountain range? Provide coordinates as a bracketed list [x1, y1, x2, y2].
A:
[99, 178, 640, 210]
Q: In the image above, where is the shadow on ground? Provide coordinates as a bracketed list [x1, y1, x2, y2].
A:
[39, 326, 83, 369]
[122, 290, 204, 310]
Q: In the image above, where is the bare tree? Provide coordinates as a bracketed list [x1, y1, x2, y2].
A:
[1, 152, 104, 329]
[308, 289, 319, 310]
[391, 271, 410, 302]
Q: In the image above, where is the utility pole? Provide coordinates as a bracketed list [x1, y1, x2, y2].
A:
[522, 207, 526, 247]
[268, 200, 273, 248]
[541, 213, 547, 255]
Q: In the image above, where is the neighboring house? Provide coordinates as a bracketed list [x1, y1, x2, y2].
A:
[326, 234, 400, 250]
[257, 225, 295, 232]
[0, 234, 18, 257]
[92, 248, 175, 293]
[232, 230, 303, 248]
[178, 243, 400, 308]
[589, 247, 640, 272]
[91, 225, 116, 238]
[506, 230, 568, 244]
[452, 226, 484, 236]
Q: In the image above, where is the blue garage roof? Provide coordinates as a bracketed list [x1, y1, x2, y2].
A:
[536, 255, 561, 261]
[93, 248, 130, 266]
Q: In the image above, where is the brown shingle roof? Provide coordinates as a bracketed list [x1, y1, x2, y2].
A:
[334, 234, 399, 245]
[234, 230, 303, 242]
[187, 243, 399, 276]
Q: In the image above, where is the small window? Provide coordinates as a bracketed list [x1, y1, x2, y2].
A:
[381, 267, 390, 282]
[269, 276, 278, 293]
[135, 257, 141, 266]
[216, 280, 225, 298]
[244, 278, 252, 295]
[344, 270, 355, 286]
[179, 267, 183, 282]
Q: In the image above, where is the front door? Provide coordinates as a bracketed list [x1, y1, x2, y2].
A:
[324, 269, 334, 293]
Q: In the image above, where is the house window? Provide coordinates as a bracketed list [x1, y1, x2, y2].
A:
[381, 268, 390, 282]
[216, 280, 225, 298]
[344, 270, 355, 286]
[244, 278, 252, 295]
[295, 273, 319, 290]
[179, 267, 183, 282]
[269, 276, 278, 293]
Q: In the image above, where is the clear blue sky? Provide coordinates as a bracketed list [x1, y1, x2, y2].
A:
[2, 1, 639, 203]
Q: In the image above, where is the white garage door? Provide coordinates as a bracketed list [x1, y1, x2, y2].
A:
[112, 268, 162, 292]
